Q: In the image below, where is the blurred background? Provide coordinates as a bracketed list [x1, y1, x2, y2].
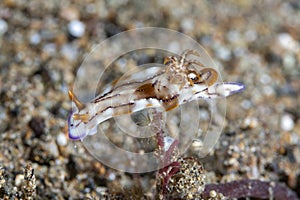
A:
[0, 0, 299, 199]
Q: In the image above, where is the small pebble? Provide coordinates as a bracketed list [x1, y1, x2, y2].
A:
[60, 6, 80, 20]
[293, 147, 300, 163]
[283, 53, 296, 68]
[277, 33, 298, 52]
[60, 44, 78, 61]
[43, 43, 57, 56]
[108, 173, 116, 181]
[0, 167, 5, 187]
[56, 133, 67, 146]
[29, 32, 41, 45]
[227, 30, 241, 43]
[262, 85, 274, 96]
[251, 165, 259, 179]
[191, 139, 205, 154]
[45, 141, 59, 158]
[233, 47, 246, 57]
[259, 74, 271, 84]
[215, 46, 231, 61]
[241, 100, 252, 109]
[181, 18, 194, 32]
[244, 29, 257, 42]
[15, 174, 24, 187]
[210, 190, 217, 197]
[242, 117, 258, 129]
[28, 117, 45, 138]
[68, 20, 85, 38]
[0, 19, 8, 35]
[280, 114, 294, 131]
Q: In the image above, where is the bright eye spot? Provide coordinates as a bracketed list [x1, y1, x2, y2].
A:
[188, 72, 198, 81]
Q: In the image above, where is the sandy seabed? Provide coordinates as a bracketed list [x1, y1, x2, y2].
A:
[0, 1, 299, 199]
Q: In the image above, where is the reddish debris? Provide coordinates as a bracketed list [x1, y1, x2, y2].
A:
[202, 179, 299, 200]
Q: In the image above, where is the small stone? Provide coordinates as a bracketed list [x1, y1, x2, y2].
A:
[215, 46, 231, 61]
[28, 117, 45, 138]
[43, 43, 57, 56]
[56, 133, 67, 146]
[60, 44, 79, 61]
[283, 53, 296, 69]
[242, 117, 258, 129]
[68, 20, 85, 38]
[250, 165, 259, 179]
[181, 18, 194, 32]
[0, 19, 8, 35]
[191, 139, 203, 151]
[187, 193, 193, 199]
[241, 100, 252, 109]
[262, 85, 274, 96]
[293, 147, 300, 163]
[226, 157, 239, 167]
[277, 33, 298, 52]
[15, 174, 24, 187]
[260, 74, 271, 84]
[60, 6, 80, 20]
[244, 29, 257, 42]
[108, 173, 116, 181]
[227, 30, 241, 43]
[0, 169, 5, 190]
[280, 114, 294, 131]
[210, 190, 217, 197]
[45, 141, 59, 158]
[29, 32, 41, 45]
[29, 140, 60, 164]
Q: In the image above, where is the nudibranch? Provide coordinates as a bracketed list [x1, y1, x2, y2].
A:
[68, 50, 245, 140]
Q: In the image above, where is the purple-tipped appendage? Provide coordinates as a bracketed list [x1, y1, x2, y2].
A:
[68, 111, 86, 140]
